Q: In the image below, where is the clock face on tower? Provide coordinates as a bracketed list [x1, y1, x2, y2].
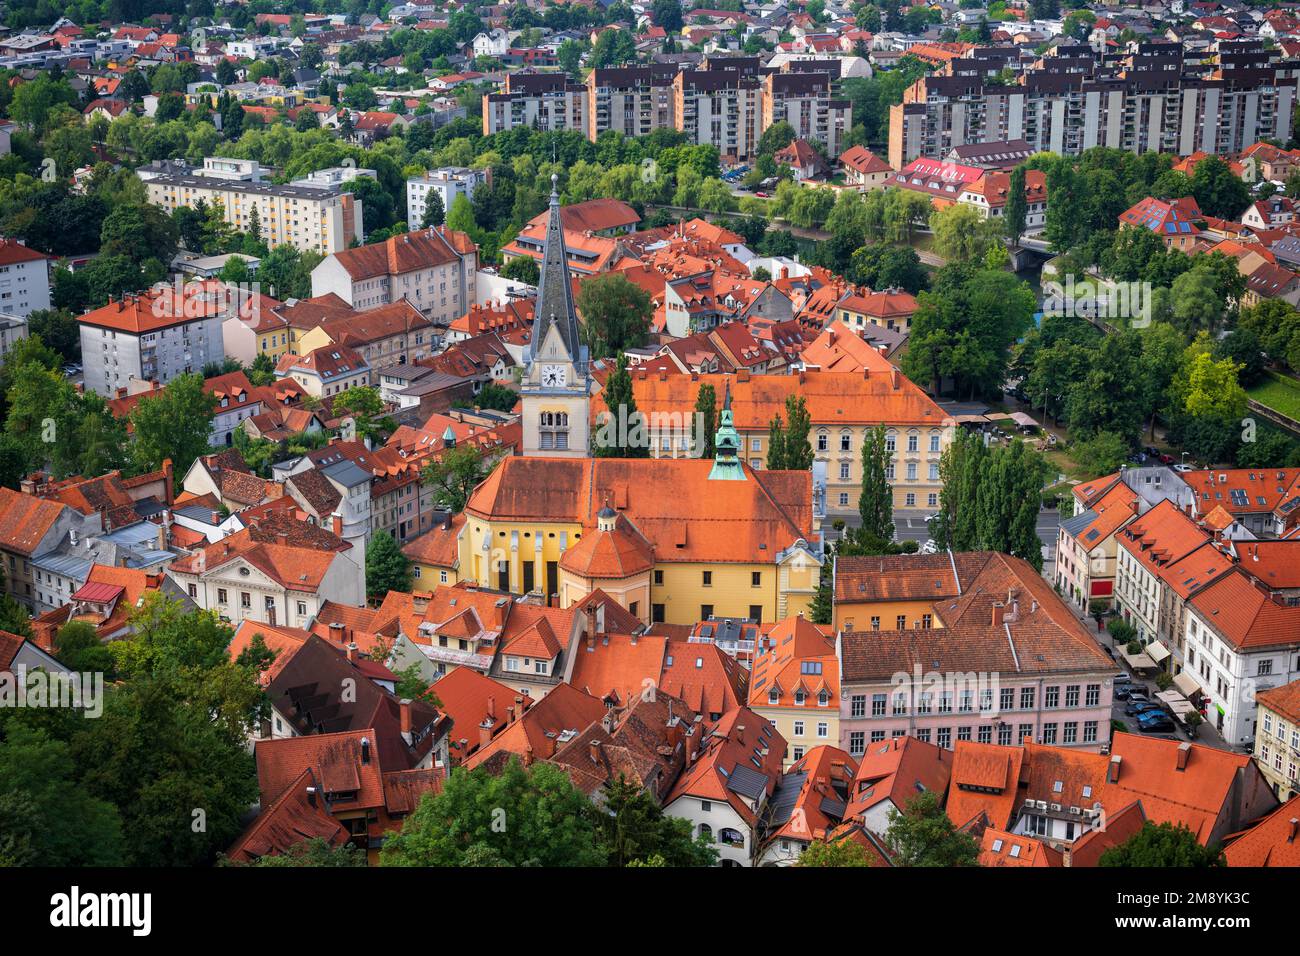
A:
[541, 364, 567, 388]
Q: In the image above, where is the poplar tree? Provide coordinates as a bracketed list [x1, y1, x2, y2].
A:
[857, 425, 895, 545]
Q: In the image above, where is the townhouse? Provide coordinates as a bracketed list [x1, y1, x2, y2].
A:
[275, 344, 370, 398]
[310, 226, 478, 327]
[1114, 498, 1235, 670]
[166, 510, 365, 628]
[663, 707, 787, 866]
[748, 615, 840, 767]
[1253, 681, 1300, 802]
[294, 300, 435, 382]
[0, 487, 101, 611]
[836, 552, 1117, 759]
[757, 745, 858, 865]
[1182, 564, 1300, 746]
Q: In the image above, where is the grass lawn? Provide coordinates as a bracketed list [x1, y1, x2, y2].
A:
[1044, 447, 1092, 483]
[1247, 371, 1300, 422]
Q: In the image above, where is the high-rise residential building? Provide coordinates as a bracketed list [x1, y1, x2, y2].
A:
[889, 40, 1300, 169]
[586, 64, 679, 140]
[761, 70, 851, 160]
[482, 72, 586, 135]
[672, 69, 763, 163]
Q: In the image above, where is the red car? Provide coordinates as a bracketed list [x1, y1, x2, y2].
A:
[754, 191, 768, 198]
[1158, 453, 1175, 465]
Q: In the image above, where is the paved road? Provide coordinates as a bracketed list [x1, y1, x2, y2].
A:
[826, 507, 1060, 568]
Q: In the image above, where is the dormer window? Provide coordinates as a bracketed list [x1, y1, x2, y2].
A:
[768, 688, 778, 705]
[794, 690, 806, 706]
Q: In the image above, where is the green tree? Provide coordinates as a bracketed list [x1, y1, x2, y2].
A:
[929, 202, 1003, 263]
[129, 372, 217, 476]
[53, 620, 115, 677]
[797, 838, 875, 867]
[597, 776, 717, 866]
[446, 192, 476, 235]
[380, 757, 605, 867]
[421, 444, 488, 514]
[420, 191, 446, 229]
[884, 791, 980, 867]
[474, 382, 519, 412]
[766, 413, 787, 470]
[575, 271, 652, 358]
[222, 837, 367, 867]
[333, 385, 394, 444]
[499, 254, 539, 285]
[1004, 165, 1027, 244]
[778, 396, 813, 470]
[594, 353, 649, 458]
[857, 425, 895, 546]
[0, 723, 125, 866]
[365, 530, 413, 601]
[694, 382, 718, 459]
[1099, 821, 1225, 867]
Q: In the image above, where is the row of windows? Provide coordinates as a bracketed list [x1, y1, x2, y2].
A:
[847, 684, 1102, 717]
[846, 720, 1099, 755]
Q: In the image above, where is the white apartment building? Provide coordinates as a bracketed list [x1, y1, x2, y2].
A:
[0, 238, 50, 317]
[77, 288, 226, 397]
[138, 157, 363, 256]
[405, 167, 487, 228]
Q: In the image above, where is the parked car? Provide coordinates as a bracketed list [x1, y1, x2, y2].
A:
[1158, 453, 1175, 465]
[920, 539, 939, 555]
[1137, 711, 1176, 733]
[1173, 463, 1194, 473]
[1125, 699, 1162, 717]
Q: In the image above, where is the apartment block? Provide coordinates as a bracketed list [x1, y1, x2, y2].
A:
[586, 64, 678, 140]
[761, 71, 851, 160]
[405, 166, 487, 228]
[138, 157, 363, 255]
[889, 40, 1300, 169]
[672, 69, 762, 164]
[482, 72, 586, 135]
[78, 288, 226, 397]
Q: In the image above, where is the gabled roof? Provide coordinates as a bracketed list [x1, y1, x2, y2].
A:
[0, 488, 69, 556]
[946, 740, 1026, 831]
[748, 615, 837, 709]
[431, 666, 534, 764]
[328, 226, 474, 280]
[1223, 796, 1300, 867]
[463, 682, 606, 773]
[666, 706, 786, 826]
[847, 734, 953, 821]
[979, 827, 1063, 867]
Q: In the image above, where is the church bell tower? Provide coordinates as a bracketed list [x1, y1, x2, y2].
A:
[520, 174, 591, 457]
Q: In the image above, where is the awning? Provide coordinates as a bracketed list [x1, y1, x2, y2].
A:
[1173, 670, 1202, 698]
[1120, 647, 1157, 670]
[1144, 641, 1170, 664]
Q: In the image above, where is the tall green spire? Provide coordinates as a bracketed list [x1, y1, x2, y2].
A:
[708, 380, 746, 481]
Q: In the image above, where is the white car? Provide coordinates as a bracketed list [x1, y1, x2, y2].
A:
[920, 539, 939, 554]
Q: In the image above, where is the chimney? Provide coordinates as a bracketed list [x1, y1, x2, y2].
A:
[400, 698, 413, 735]
[346, 642, 358, 663]
[360, 736, 371, 765]
[992, 602, 1005, 627]
[890, 368, 900, 390]
[1108, 754, 1122, 784]
[1288, 818, 1298, 844]
[1175, 741, 1191, 772]
[486, 695, 496, 723]
[589, 739, 601, 765]
[506, 704, 515, 724]
[523, 743, 534, 767]
[305, 785, 317, 807]
[479, 718, 493, 750]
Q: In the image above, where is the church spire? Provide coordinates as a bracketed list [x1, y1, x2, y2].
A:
[708, 380, 746, 481]
[529, 173, 585, 370]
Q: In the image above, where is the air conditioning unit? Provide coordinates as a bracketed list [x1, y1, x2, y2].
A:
[1050, 803, 1062, 813]
[1035, 800, 1048, 811]
[1083, 808, 1100, 819]
[1023, 798, 1035, 808]
[1069, 806, 1082, 816]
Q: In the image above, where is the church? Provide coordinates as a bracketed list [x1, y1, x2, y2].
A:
[454, 179, 824, 626]
[519, 174, 595, 457]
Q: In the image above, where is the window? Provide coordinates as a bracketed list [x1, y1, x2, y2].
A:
[652, 603, 665, 623]
[187, 584, 197, 598]
[1043, 723, 1058, 744]
[1045, 686, 1060, 709]
[653, 569, 664, 585]
[1086, 684, 1100, 707]
[870, 616, 880, 631]
[896, 614, 906, 630]
[930, 433, 941, 453]
[297, 601, 307, 616]
[702, 571, 712, 587]
[241, 592, 251, 608]
[817, 433, 828, 451]
[907, 434, 918, 452]
[816, 722, 828, 738]
[793, 721, 805, 737]
[849, 731, 865, 756]
[700, 604, 713, 620]
[1020, 687, 1035, 710]
[1065, 685, 1080, 708]
[217, 588, 228, 604]
[751, 571, 761, 587]
[749, 604, 762, 622]
[840, 434, 851, 451]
